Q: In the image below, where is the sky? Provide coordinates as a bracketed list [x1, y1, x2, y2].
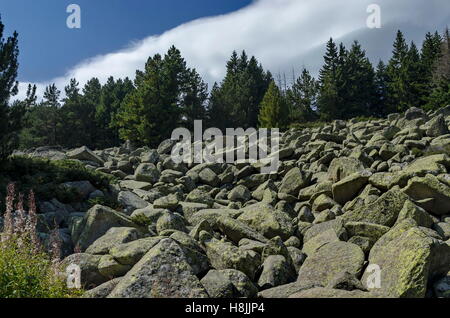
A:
[0, 0, 449, 101]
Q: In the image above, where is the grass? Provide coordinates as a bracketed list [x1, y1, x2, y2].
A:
[0, 183, 83, 298]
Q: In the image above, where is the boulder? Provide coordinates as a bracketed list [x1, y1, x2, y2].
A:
[257, 255, 297, 290]
[289, 287, 383, 298]
[328, 157, 365, 183]
[76, 205, 139, 251]
[108, 238, 208, 298]
[98, 254, 131, 278]
[67, 146, 104, 165]
[279, 167, 311, 197]
[200, 269, 258, 298]
[117, 191, 149, 214]
[342, 188, 409, 227]
[297, 241, 365, 287]
[110, 237, 162, 266]
[237, 203, 294, 240]
[199, 231, 260, 280]
[85, 227, 139, 255]
[216, 215, 268, 244]
[362, 226, 450, 298]
[332, 170, 372, 205]
[62, 253, 107, 288]
[402, 174, 450, 216]
[83, 278, 122, 298]
[61, 181, 96, 200]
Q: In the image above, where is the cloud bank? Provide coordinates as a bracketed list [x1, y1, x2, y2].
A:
[16, 0, 450, 101]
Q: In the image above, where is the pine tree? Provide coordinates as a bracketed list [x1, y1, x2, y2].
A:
[258, 81, 289, 129]
[420, 32, 443, 107]
[116, 46, 191, 147]
[97, 77, 134, 148]
[43, 84, 61, 146]
[59, 78, 82, 147]
[319, 38, 339, 82]
[341, 41, 376, 118]
[403, 42, 424, 109]
[387, 30, 409, 112]
[206, 83, 224, 128]
[373, 60, 390, 117]
[79, 78, 102, 148]
[0, 17, 20, 160]
[287, 68, 318, 122]
[24, 84, 61, 147]
[317, 38, 343, 120]
[427, 28, 450, 110]
[181, 68, 208, 131]
[207, 51, 271, 130]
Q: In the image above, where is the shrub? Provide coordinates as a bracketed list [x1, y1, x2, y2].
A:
[0, 156, 117, 213]
[289, 121, 327, 130]
[0, 183, 82, 298]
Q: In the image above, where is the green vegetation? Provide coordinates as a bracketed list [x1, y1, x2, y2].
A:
[0, 156, 116, 213]
[0, 236, 82, 298]
[259, 81, 289, 129]
[0, 185, 82, 298]
[0, 14, 448, 156]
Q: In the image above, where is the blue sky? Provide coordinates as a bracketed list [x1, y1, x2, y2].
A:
[0, 0, 251, 82]
[1, 0, 448, 101]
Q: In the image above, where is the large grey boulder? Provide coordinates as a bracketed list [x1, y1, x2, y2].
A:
[237, 203, 294, 240]
[361, 225, 450, 298]
[279, 167, 311, 197]
[67, 146, 104, 165]
[342, 188, 409, 227]
[402, 174, 450, 216]
[108, 238, 208, 298]
[135, 163, 160, 184]
[83, 278, 122, 298]
[76, 205, 139, 251]
[60, 181, 96, 200]
[199, 231, 260, 280]
[85, 227, 139, 255]
[257, 255, 296, 290]
[297, 241, 365, 287]
[117, 191, 150, 214]
[62, 253, 107, 288]
[110, 237, 162, 266]
[216, 215, 268, 244]
[332, 170, 372, 205]
[328, 157, 365, 183]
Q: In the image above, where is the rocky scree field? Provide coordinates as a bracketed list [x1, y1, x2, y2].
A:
[7, 105, 450, 298]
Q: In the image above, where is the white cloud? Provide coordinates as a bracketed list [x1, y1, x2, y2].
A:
[16, 0, 450, 101]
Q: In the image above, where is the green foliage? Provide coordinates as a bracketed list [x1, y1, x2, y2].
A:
[207, 51, 272, 130]
[10, 27, 450, 150]
[116, 46, 206, 147]
[0, 235, 82, 298]
[258, 81, 289, 129]
[88, 196, 120, 210]
[373, 60, 390, 117]
[286, 68, 318, 122]
[425, 28, 450, 110]
[0, 17, 21, 161]
[0, 156, 116, 212]
[131, 213, 152, 227]
[289, 121, 327, 130]
[317, 39, 377, 120]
